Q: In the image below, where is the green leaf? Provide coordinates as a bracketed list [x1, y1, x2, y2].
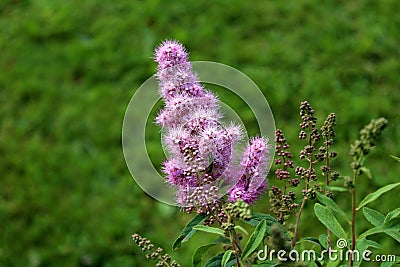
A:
[299, 237, 324, 250]
[192, 236, 229, 267]
[383, 217, 400, 229]
[221, 250, 234, 267]
[354, 238, 383, 267]
[383, 224, 399, 236]
[255, 262, 279, 266]
[204, 252, 224, 267]
[192, 225, 225, 236]
[359, 217, 400, 242]
[326, 257, 341, 267]
[327, 186, 348, 192]
[173, 213, 207, 250]
[356, 237, 382, 250]
[245, 212, 278, 226]
[383, 229, 400, 243]
[298, 238, 328, 250]
[317, 193, 349, 222]
[358, 226, 385, 239]
[389, 155, 400, 163]
[357, 182, 400, 210]
[382, 215, 399, 229]
[385, 208, 400, 222]
[364, 239, 382, 249]
[383, 217, 400, 242]
[319, 234, 328, 250]
[242, 219, 267, 260]
[226, 259, 237, 267]
[360, 166, 372, 179]
[380, 256, 400, 266]
[192, 244, 217, 267]
[300, 237, 321, 245]
[381, 261, 395, 267]
[204, 252, 235, 267]
[245, 212, 288, 236]
[314, 203, 347, 239]
[234, 225, 248, 235]
[363, 207, 385, 227]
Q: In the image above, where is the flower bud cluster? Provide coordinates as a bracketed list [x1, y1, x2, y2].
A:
[270, 129, 299, 223]
[225, 199, 252, 220]
[349, 117, 388, 175]
[269, 186, 298, 223]
[132, 234, 180, 267]
[297, 102, 339, 199]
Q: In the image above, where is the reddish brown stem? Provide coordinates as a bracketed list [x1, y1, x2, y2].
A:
[350, 186, 356, 267]
[292, 194, 307, 248]
[325, 142, 332, 251]
[292, 127, 314, 248]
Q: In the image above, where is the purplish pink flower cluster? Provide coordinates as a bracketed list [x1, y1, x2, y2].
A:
[154, 40, 270, 211]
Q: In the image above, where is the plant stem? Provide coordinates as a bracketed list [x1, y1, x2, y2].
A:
[282, 153, 287, 196]
[292, 129, 314, 248]
[350, 182, 356, 267]
[232, 230, 243, 251]
[225, 209, 245, 267]
[292, 194, 307, 248]
[324, 143, 332, 251]
[229, 230, 242, 267]
[283, 173, 287, 196]
[233, 231, 252, 267]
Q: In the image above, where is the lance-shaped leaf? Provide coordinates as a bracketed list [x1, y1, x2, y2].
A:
[192, 236, 230, 267]
[221, 250, 234, 267]
[204, 252, 236, 267]
[363, 207, 385, 227]
[317, 193, 349, 223]
[192, 225, 225, 236]
[385, 208, 400, 223]
[357, 182, 400, 210]
[314, 203, 347, 239]
[242, 219, 267, 260]
[244, 212, 288, 237]
[173, 213, 207, 249]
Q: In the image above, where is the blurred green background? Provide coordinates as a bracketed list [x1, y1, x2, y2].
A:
[1, 0, 399, 266]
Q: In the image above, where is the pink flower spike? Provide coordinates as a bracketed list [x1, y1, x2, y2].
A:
[154, 40, 189, 70]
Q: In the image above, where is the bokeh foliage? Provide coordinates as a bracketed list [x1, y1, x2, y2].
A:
[1, 0, 399, 266]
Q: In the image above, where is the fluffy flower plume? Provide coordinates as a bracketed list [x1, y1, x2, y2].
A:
[229, 137, 270, 204]
[154, 40, 271, 210]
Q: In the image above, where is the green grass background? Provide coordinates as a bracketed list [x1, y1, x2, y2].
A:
[1, 0, 399, 266]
